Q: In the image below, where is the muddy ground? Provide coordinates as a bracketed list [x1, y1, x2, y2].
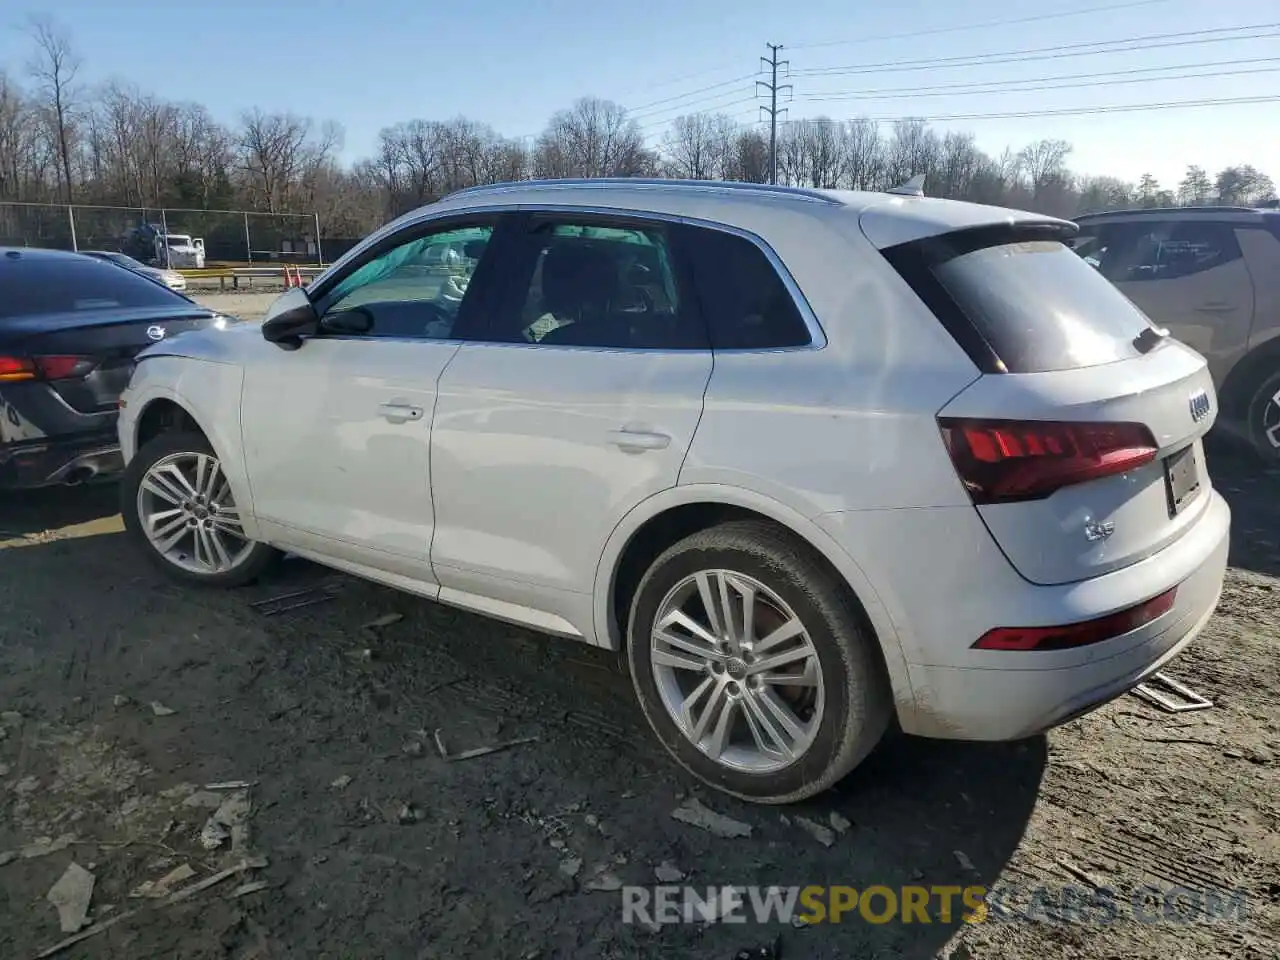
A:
[1, 444, 1277, 960]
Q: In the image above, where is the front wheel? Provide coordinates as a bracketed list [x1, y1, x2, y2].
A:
[121, 431, 278, 587]
[626, 520, 891, 804]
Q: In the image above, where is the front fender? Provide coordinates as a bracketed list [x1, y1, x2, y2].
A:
[591, 482, 916, 717]
[120, 358, 261, 543]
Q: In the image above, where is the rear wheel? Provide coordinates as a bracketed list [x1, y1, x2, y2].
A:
[121, 431, 277, 587]
[1244, 369, 1280, 463]
[626, 520, 890, 804]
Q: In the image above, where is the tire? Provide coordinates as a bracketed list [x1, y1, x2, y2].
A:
[626, 520, 891, 804]
[1244, 369, 1280, 464]
[121, 430, 278, 588]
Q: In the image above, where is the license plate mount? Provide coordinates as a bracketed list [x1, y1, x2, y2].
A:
[1164, 444, 1201, 517]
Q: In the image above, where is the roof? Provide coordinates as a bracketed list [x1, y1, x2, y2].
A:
[428, 178, 1070, 249]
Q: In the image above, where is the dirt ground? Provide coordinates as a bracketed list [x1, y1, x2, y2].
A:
[1, 444, 1277, 960]
[190, 292, 278, 323]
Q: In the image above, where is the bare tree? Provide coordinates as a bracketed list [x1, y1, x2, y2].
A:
[661, 113, 735, 180]
[237, 110, 335, 213]
[25, 15, 80, 203]
[534, 97, 650, 179]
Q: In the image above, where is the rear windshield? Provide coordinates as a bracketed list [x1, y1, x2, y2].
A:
[932, 239, 1155, 373]
[0, 257, 187, 319]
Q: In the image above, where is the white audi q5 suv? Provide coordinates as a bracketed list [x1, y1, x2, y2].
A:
[116, 178, 1230, 804]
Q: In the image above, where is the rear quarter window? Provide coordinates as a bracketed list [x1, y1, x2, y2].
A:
[929, 238, 1156, 373]
[0, 256, 186, 319]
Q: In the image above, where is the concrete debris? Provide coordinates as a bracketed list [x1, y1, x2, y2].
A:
[181, 790, 224, 809]
[231, 880, 270, 898]
[954, 850, 977, 874]
[584, 868, 623, 892]
[795, 816, 836, 848]
[46, 862, 95, 933]
[199, 820, 231, 850]
[558, 857, 582, 878]
[111, 695, 132, 708]
[0, 851, 16, 867]
[330, 775, 353, 790]
[205, 780, 254, 791]
[671, 798, 753, 839]
[401, 739, 425, 756]
[0, 710, 22, 725]
[654, 861, 686, 883]
[0, 762, 8, 777]
[829, 812, 853, 834]
[361, 613, 403, 629]
[130, 863, 196, 899]
[149, 702, 177, 717]
[0, 726, 6, 740]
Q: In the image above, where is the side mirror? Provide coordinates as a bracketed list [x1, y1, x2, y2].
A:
[319, 307, 375, 336]
[262, 297, 319, 350]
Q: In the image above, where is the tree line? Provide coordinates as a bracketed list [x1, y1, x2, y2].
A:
[1, 16, 1275, 243]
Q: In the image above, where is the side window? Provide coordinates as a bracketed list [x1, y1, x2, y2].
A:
[679, 226, 812, 349]
[320, 224, 495, 339]
[485, 218, 707, 350]
[1099, 220, 1243, 283]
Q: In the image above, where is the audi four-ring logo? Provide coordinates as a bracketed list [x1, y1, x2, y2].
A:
[1188, 390, 1211, 423]
[146, 325, 166, 341]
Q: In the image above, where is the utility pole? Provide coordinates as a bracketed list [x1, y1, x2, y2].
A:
[757, 43, 791, 185]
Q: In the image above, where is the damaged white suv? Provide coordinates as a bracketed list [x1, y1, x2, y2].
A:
[117, 178, 1230, 804]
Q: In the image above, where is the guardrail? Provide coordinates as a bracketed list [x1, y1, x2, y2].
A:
[177, 265, 326, 290]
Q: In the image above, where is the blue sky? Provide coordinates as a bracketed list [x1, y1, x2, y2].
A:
[1, 0, 1275, 189]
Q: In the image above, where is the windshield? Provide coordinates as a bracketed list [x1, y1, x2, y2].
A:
[166, 236, 192, 247]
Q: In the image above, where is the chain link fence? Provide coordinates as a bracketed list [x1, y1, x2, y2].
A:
[0, 202, 323, 268]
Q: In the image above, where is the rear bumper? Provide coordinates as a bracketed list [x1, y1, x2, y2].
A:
[816, 489, 1231, 741]
[904, 492, 1229, 740]
[0, 434, 124, 490]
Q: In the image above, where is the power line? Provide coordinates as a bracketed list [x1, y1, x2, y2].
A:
[799, 55, 1280, 100]
[635, 98, 760, 139]
[780, 94, 1280, 125]
[757, 44, 792, 185]
[631, 87, 759, 124]
[791, 22, 1280, 77]
[801, 62, 1280, 103]
[786, 0, 1178, 50]
[626, 74, 758, 115]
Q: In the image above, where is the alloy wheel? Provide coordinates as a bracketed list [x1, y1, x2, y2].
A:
[649, 569, 824, 774]
[136, 451, 253, 575]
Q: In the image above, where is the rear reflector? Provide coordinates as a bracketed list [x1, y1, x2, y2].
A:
[938, 417, 1158, 504]
[973, 587, 1177, 651]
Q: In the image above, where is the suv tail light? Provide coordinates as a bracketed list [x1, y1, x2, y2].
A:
[974, 587, 1177, 651]
[0, 355, 97, 382]
[938, 417, 1158, 504]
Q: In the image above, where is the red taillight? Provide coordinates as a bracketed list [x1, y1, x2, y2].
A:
[938, 417, 1158, 504]
[0, 355, 97, 382]
[34, 355, 97, 380]
[0, 356, 37, 382]
[974, 587, 1177, 651]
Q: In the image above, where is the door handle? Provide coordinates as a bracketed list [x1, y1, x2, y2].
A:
[607, 428, 671, 453]
[379, 401, 424, 424]
[1198, 302, 1237, 313]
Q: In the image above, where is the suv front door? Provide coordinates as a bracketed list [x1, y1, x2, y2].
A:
[240, 218, 502, 583]
[428, 212, 714, 638]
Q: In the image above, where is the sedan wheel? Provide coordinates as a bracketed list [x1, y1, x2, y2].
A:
[628, 520, 890, 804]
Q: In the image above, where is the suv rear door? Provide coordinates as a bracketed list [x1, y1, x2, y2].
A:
[1073, 217, 1255, 383]
[875, 217, 1218, 586]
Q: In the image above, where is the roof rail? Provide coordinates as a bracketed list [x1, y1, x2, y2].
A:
[442, 177, 843, 205]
